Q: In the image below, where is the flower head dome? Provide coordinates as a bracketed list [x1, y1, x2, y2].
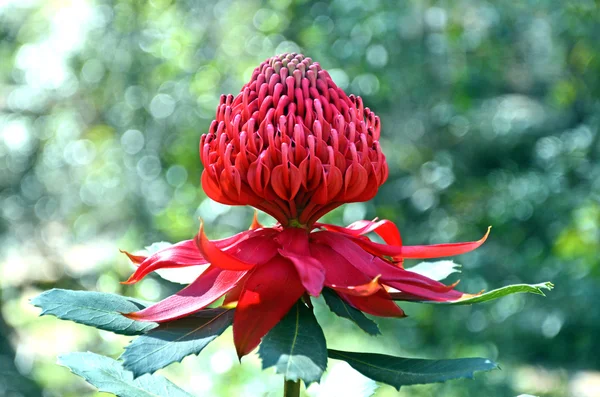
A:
[200, 53, 387, 227]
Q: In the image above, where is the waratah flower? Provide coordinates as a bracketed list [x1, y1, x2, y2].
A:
[122, 53, 490, 358]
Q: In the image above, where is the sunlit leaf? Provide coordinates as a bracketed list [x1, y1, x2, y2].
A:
[432, 282, 554, 305]
[328, 349, 498, 390]
[121, 308, 234, 377]
[259, 301, 327, 385]
[31, 289, 156, 335]
[58, 352, 193, 397]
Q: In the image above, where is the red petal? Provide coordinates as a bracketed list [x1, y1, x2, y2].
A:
[233, 257, 304, 358]
[342, 162, 368, 201]
[351, 227, 491, 260]
[318, 219, 402, 246]
[120, 250, 145, 265]
[201, 170, 238, 205]
[276, 228, 325, 296]
[330, 275, 382, 297]
[194, 222, 257, 271]
[223, 274, 249, 306]
[122, 229, 257, 284]
[221, 229, 281, 264]
[249, 211, 263, 230]
[340, 290, 405, 317]
[312, 231, 465, 301]
[121, 240, 208, 285]
[271, 163, 302, 201]
[310, 242, 372, 290]
[124, 266, 247, 322]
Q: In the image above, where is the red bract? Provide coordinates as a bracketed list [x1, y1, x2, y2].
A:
[122, 53, 490, 358]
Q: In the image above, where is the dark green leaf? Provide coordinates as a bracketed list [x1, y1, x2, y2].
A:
[321, 288, 380, 336]
[259, 301, 327, 385]
[423, 282, 554, 305]
[121, 308, 234, 377]
[407, 261, 461, 281]
[58, 352, 193, 397]
[328, 349, 498, 390]
[31, 289, 156, 335]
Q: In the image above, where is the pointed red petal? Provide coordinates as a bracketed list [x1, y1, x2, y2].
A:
[276, 228, 325, 296]
[340, 290, 405, 317]
[121, 229, 257, 284]
[121, 240, 208, 285]
[312, 232, 465, 301]
[351, 227, 491, 260]
[318, 219, 402, 246]
[124, 266, 247, 322]
[330, 275, 382, 297]
[249, 211, 263, 230]
[120, 250, 146, 265]
[194, 222, 256, 271]
[233, 257, 304, 358]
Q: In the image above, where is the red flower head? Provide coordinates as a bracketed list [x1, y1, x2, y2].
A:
[122, 54, 490, 358]
[200, 53, 387, 227]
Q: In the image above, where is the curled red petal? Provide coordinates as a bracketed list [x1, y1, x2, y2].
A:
[317, 219, 402, 246]
[276, 228, 325, 296]
[233, 257, 304, 358]
[312, 231, 465, 300]
[194, 221, 256, 271]
[351, 227, 491, 260]
[121, 229, 258, 284]
[123, 266, 247, 322]
[120, 250, 146, 265]
[339, 290, 405, 317]
[121, 240, 208, 285]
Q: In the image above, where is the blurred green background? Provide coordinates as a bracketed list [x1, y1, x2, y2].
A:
[1, 0, 599, 396]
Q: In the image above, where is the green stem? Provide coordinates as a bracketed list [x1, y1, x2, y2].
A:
[284, 379, 300, 397]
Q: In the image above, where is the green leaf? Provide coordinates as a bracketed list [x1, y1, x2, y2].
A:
[31, 289, 156, 335]
[321, 288, 380, 336]
[58, 352, 193, 397]
[121, 308, 234, 377]
[259, 301, 328, 385]
[426, 282, 554, 305]
[407, 260, 461, 281]
[328, 349, 498, 390]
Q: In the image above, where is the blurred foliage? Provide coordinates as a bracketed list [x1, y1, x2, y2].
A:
[1, 0, 599, 396]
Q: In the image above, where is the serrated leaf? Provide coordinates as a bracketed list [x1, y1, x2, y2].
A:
[58, 352, 193, 397]
[31, 289, 156, 335]
[259, 301, 327, 385]
[428, 282, 554, 305]
[321, 288, 380, 336]
[407, 261, 461, 281]
[328, 349, 498, 390]
[121, 308, 234, 377]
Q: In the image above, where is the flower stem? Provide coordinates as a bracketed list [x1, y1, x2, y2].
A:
[283, 379, 300, 397]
